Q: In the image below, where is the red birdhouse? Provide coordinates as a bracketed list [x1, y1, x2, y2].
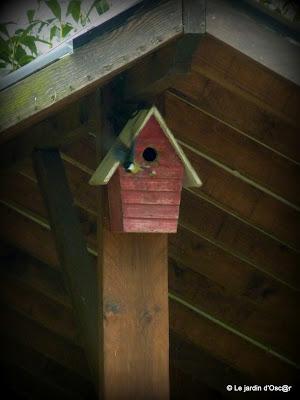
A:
[89, 106, 201, 233]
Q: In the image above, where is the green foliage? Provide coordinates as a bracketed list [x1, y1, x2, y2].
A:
[45, 0, 62, 21]
[0, 0, 110, 73]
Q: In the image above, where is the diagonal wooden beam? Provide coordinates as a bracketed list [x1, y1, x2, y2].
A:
[122, 0, 205, 102]
[0, 0, 183, 141]
[32, 149, 98, 387]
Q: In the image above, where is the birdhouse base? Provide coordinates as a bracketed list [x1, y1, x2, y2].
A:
[107, 167, 183, 233]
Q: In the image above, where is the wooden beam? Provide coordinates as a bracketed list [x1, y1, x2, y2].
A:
[100, 230, 169, 398]
[0, 0, 182, 140]
[182, 0, 206, 33]
[32, 149, 98, 386]
[0, 94, 98, 170]
[206, 0, 300, 86]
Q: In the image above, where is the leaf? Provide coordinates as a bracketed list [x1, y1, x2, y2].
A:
[0, 62, 7, 68]
[0, 24, 9, 37]
[0, 37, 10, 62]
[50, 25, 60, 41]
[45, 0, 62, 21]
[33, 37, 52, 46]
[27, 9, 35, 23]
[46, 18, 56, 24]
[19, 36, 38, 55]
[15, 45, 27, 63]
[19, 54, 35, 66]
[67, 0, 81, 23]
[61, 23, 73, 38]
[93, 0, 109, 15]
[38, 21, 47, 33]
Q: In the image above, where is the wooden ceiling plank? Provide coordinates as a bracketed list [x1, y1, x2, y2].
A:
[170, 300, 298, 384]
[164, 91, 300, 208]
[0, 361, 82, 400]
[169, 257, 299, 363]
[191, 35, 300, 126]
[0, 272, 79, 344]
[181, 146, 300, 251]
[170, 226, 298, 321]
[170, 72, 300, 163]
[0, 304, 90, 379]
[180, 190, 300, 289]
[0, 94, 99, 171]
[0, 0, 183, 140]
[32, 149, 98, 387]
[0, 247, 70, 308]
[0, 333, 93, 400]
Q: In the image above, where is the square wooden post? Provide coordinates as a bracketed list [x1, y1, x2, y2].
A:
[100, 228, 169, 399]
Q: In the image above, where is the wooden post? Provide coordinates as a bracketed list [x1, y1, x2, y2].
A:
[101, 230, 169, 399]
[97, 90, 169, 399]
[33, 149, 98, 387]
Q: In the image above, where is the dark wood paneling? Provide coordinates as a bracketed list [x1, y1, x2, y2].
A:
[170, 300, 298, 384]
[171, 72, 300, 162]
[165, 91, 300, 207]
[192, 35, 300, 124]
[180, 190, 300, 289]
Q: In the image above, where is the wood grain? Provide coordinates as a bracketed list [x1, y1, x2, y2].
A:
[33, 149, 98, 385]
[179, 190, 300, 289]
[0, 0, 182, 139]
[192, 35, 300, 125]
[171, 72, 300, 162]
[100, 229, 169, 399]
[170, 300, 298, 384]
[165, 91, 300, 206]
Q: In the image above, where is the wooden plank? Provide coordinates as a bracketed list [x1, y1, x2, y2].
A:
[180, 147, 300, 250]
[0, 362, 81, 400]
[20, 157, 98, 216]
[170, 226, 298, 322]
[182, 0, 206, 33]
[0, 203, 59, 268]
[206, 0, 300, 86]
[179, 190, 300, 289]
[192, 35, 300, 125]
[0, 333, 95, 400]
[170, 72, 300, 163]
[33, 149, 98, 385]
[0, 96, 97, 170]
[170, 300, 298, 384]
[0, 0, 182, 139]
[99, 228, 169, 399]
[123, 204, 179, 219]
[0, 272, 79, 344]
[164, 91, 300, 205]
[0, 171, 97, 251]
[170, 332, 252, 398]
[0, 247, 69, 308]
[169, 258, 299, 363]
[0, 305, 90, 379]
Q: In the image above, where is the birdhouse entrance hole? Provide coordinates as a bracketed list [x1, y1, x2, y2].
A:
[143, 147, 157, 162]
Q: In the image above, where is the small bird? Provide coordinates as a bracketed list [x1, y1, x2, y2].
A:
[113, 139, 143, 174]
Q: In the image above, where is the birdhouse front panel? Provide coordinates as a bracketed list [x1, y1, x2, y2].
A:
[108, 115, 185, 233]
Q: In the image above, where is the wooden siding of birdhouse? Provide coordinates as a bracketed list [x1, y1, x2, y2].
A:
[107, 115, 184, 232]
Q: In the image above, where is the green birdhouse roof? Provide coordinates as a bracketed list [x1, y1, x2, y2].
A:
[89, 106, 202, 188]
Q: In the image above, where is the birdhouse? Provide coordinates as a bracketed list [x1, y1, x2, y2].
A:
[89, 106, 202, 233]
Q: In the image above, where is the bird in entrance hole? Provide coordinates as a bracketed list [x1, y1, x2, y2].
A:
[113, 139, 144, 174]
